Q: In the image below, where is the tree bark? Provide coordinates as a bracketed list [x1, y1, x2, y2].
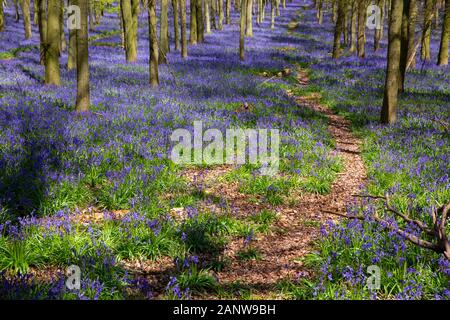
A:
[350, 0, 357, 52]
[398, 0, 410, 93]
[0, 0, 4, 32]
[332, 0, 345, 59]
[190, 0, 198, 44]
[196, 0, 204, 42]
[14, 0, 20, 22]
[60, 3, 67, 53]
[218, 0, 224, 29]
[148, 0, 159, 86]
[226, 0, 231, 24]
[173, 0, 180, 50]
[406, 0, 417, 68]
[381, 0, 403, 124]
[121, 0, 137, 62]
[20, 0, 32, 39]
[37, 0, 47, 65]
[271, 0, 275, 28]
[438, 0, 449, 65]
[76, 0, 90, 112]
[421, 0, 433, 61]
[180, 0, 188, 57]
[45, 0, 61, 85]
[374, 0, 385, 51]
[206, 0, 211, 33]
[357, 0, 366, 58]
[240, 0, 247, 60]
[68, 0, 77, 70]
[160, 0, 169, 63]
[246, 0, 253, 36]
[33, 0, 38, 25]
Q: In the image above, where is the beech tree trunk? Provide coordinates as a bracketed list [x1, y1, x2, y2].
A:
[0, 0, 4, 32]
[180, 0, 188, 57]
[438, 0, 449, 65]
[421, 0, 433, 60]
[332, 0, 345, 59]
[374, 0, 385, 51]
[218, 0, 224, 30]
[196, 0, 204, 42]
[148, 0, 159, 86]
[240, 0, 247, 60]
[160, 0, 169, 63]
[206, 0, 211, 33]
[246, 0, 253, 36]
[350, 0, 357, 52]
[76, 0, 90, 112]
[173, 0, 180, 50]
[68, 0, 77, 70]
[357, 0, 366, 58]
[37, 0, 47, 65]
[45, 0, 61, 85]
[190, 0, 198, 44]
[20, 0, 32, 39]
[381, 0, 403, 124]
[121, 0, 137, 62]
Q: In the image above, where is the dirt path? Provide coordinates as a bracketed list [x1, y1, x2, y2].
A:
[185, 67, 368, 298]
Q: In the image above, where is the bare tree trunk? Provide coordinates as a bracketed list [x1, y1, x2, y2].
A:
[0, 0, 4, 32]
[33, 0, 38, 25]
[196, 0, 204, 42]
[45, 0, 61, 85]
[60, 3, 67, 53]
[218, 0, 223, 29]
[159, 0, 169, 63]
[240, 0, 247, 60]
[421, 0, 433, 60]
[173, 0, 180, 50]
[76, 0, 90, 112]
[357, 0, 366, 58]
[190, 0, 198, 43]
[381, 0, 403, 124]
[226, 0, 231, 24]
[438, 0, 449, 65]
[14, 0, 20, 22]
[148, 0, 159, 86]
[121, 0, 137, 62]
[37, 0, 47, 65]
[180, 0, 188, 57]
[131, 0, 140, 52]
[406, 0, 417, 68]
[398, 0, 410, 93]
[246, 0, 253, 36]
[20, 0, 32, 39]
[332, 0, 338, 22]
[206, 0, 211, 33]
[374, 0, 385, 51]
[350, 0, 357, 52]
[333, 0, 345, 58]
[271, 0, 275, 28]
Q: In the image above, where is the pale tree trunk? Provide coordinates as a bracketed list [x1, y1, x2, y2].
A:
[37, 0, 47, 65]
[180, 0, 188, 57]
[121, 0, 137, 62]
[76, 0, 90, 112]
[261, 0, 265, 21]
[173, 0, 180, 50]
[374, 0, 384, 51]
[160, 0, 169, 63]
[240, 0, 247, 60]
[211, 0, 217, 29]
[196, 0, 204, 42]
[190, 0, 198, 43]
[421, 0, 433, 60]
[357, 0, 366, 58]
[406, 0, 417, 68]
[276, 0, 280, 16]
[381, 0, 403, 124]
[271, 0, 275, 28]
[316, 0, 323, 24]
[218, 0, 223, 29]
[45, 0, 61, 85]
[131, 0, 139, 53]
[343, 1, 349, 45]
[206, 0, 211, 33]
[332, 0, 338, 23]
[20, 0, 32, 39]
[148, 0, 159, 86]
[350, 0, 357, 52]
[226, 0, 230, 24]
[332, 0, 345, 59]
[34, 0, 38, 25]
[438, 0, 449, 65]
[246, 0, 253, 36]
[282, 0, 285, 8]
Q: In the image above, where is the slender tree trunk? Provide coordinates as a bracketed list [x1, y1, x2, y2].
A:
[357, 0, 366, 58]
[14, 0, 20, 22]
[180, 0, 188, 57]
[131, 0, 140, 53]
[226, 0, 230, 24]
[374, 0, 385, 51]
[20, 0, 32, 39]
[438, 0, 449, 65]
[333, 0, 345, 58]
[148, 0, 159, 86]
[211, 0, 217, 29]
[246, 0, 253, 36]
[76, 0, 90, 112]
[218, 0, 223, 29]
[206, 0, 211, 33]
[350, 0, 357, 52]
[190, 0, 198, 43]
[381, 0, 403, 124]
[37, 0, 47, 65]
[332, 0, 338, 23]
[196, 0, 204, 42]
[406, 0, 417, 68]
[45, 0, 61, 85]
[33, 0, 38, 25]
[60, 3, 67, 53]
[240, 0, 247, 60]
[421, 0, 433, 60]
[398, 0, 410, 93]
[0, 0, 5, 32]
[271, 0, 275, 28]
[121, 0, 137, 62]
[159, 0, 169, 63]
[343, 1, 349, 45]
[173, 0, 180, 50]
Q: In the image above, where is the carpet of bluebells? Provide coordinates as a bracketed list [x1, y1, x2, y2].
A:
[0, 0, 449, 300]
